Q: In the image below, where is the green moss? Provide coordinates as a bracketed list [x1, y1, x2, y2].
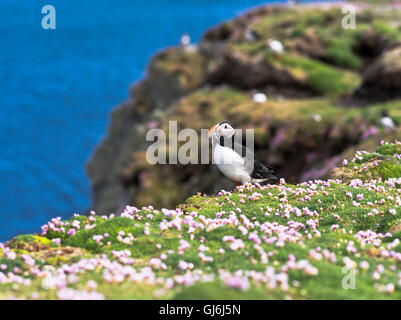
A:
[0, 256, 26, 273]
[3, 148, 401, 299]
[376, 143, 401, 156]
[372, 21, 401, 43]
[322, 39, 361, 70]
[7, 234, 58, 251]
[227, 41, 266, 56]
[46, 256, 69, 266]
[273, 54, 360, 96]
[150, 48, 206, 91]
[333, 141, 401, 182]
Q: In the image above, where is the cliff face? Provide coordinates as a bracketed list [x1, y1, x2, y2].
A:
[87, 49, 207, 213]
[87, 2, 401, 214]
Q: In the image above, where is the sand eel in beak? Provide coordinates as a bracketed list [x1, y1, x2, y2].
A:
[208, 122, 277, 184]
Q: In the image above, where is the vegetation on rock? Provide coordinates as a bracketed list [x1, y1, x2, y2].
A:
[87, 2, 401, 214]
[2, 142, 401, 299]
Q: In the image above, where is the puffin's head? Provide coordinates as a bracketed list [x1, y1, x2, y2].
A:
[208, 121, 235, 140]
[381, 110, 389, 117]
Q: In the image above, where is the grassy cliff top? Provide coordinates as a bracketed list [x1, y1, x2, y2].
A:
[2, 142, 401, 299]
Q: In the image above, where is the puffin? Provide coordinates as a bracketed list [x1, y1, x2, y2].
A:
[180, 32, 196, 52]
[208, 122, 277, 184]
[267, 38, 284, 55]
[245, 28, 260, 42]
[252, 92, 268, 104]
[180, 32, 191, 47]
[380, 110, 398, 131]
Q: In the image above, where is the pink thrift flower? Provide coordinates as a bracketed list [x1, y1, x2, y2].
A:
[52, 238, 61, 246]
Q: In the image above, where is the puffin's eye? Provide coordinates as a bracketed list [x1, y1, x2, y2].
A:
[224, 125, 228, 129]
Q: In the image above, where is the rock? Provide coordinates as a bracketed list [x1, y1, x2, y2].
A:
[389, 220, 401, 234]
[6, 235, 56, 252]
[287, 28, 325, 59]
[86, 48, 208, 214]
[353, 27, 388, 59]
[354, 46, 401, 101]
[205, 50, 309, 92]
[330, 140, 401, 183]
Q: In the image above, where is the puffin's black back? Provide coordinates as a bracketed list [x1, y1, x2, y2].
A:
[251, 160, 277, 181]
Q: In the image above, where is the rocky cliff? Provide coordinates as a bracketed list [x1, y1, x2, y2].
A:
[87, 1, 401, 214]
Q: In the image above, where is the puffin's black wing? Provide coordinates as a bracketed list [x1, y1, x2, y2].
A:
[220, 136, 278, 181]
[251, 160, 278, 181]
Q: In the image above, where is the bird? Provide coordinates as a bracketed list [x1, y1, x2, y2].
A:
[252, 92, 267, 104]
[380, 110, 398, 131]
[180, 32, 196, 52]
[267, 38, 284, 55]
[244, 28, 259, 41]
[208, 121, 277, 185]
[180, 32, 191, 47]
[311, 113, 322, 122]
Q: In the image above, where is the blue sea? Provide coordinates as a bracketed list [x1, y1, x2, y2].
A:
[0, 0, 334, 242]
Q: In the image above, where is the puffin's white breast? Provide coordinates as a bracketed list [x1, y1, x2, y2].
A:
[381, 117, 395, 129]
[268, 40, 284, 54]
[213, 144, 251, 182]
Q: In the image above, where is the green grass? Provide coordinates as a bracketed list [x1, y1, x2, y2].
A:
[333, 141, 401, 182]
[322, 38, 362, 70]
[275, 54, 360, 96]
[2, 142, 401, 299]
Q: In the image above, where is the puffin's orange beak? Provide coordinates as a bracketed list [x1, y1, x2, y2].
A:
[208, 124, 217, 138]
